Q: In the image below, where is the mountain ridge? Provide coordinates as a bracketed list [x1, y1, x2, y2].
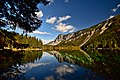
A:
[47, 14, 120, 49]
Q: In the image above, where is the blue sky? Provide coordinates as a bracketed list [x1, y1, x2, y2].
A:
[20, 0, 120, 44]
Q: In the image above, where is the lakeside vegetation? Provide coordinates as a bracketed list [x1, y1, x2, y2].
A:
[0, 29, 43, 50]
[42, 45, 80, 50]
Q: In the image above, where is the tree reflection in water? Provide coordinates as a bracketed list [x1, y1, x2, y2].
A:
[0, 50, 42, 80]
[0, 49, 119, 80]
[49, 50, 120, 80]
[85, 49, 120, 79]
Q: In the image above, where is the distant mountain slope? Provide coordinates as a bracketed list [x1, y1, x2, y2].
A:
[47, 14, 120, 49]
[83, 15, 120, 49]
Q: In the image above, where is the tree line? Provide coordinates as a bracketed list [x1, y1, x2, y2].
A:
[0, 29, 43, 49]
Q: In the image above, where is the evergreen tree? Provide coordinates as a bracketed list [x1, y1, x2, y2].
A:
[0, 0, 49, 32]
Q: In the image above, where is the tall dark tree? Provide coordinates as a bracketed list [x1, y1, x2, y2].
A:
[0, 0, 49, 32]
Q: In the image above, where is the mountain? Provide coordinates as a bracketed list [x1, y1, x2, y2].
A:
[47, 14, 120, 49]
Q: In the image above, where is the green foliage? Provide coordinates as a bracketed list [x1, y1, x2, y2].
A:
[83, 14, 120, 49]
[0, 0, 49, 32]
[0, 50, 24, 72]
[21, 51, 42, 63]
[0, 50, 42, 79]
[0, 29, 43, 49]
[15, 34, 43, 48]
[0, 29, 16, 48]
[85, 49, 120, 79]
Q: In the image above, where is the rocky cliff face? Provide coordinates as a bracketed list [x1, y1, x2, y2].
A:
[47, 34, 64, 45]
[47, 14, 120, 48]
[47, 28, 95, 46]
[48, 33, 76, 45]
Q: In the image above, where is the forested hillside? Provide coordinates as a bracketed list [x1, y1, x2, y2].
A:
[0, 29, 43, 49]
[83, 15, 120, 49]
[47, 14, 120, 49]
[15, 34, 43, 48]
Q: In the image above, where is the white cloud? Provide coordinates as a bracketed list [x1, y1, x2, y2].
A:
[47, 0, 54, 2]
[35, 11, 43, 18]
[47, 0, 54, 5]
[19, 62, 50, 73]
[57, 15, 71, 23]
[55, 64, 76, 76]
[54, 23, 75, 33]
[69, 27, 75, 33]
[65, 0, 69, 3]
[108, 15, 115, 19]
[112, 8, 117, 12]
[117, 4, 120, 7]
[48, 0, 69, 3]
[46, 17, 57, 24]
[112, 4, 120, 12]
[108, 4, 120, 19]
[33, 30, 50, 34]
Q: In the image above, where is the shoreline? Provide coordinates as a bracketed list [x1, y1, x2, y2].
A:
[0, 48, 42, 51]
[1, 47, 120, 51]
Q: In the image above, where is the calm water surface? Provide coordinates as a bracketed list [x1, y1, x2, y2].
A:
[1, 50, 119, 80]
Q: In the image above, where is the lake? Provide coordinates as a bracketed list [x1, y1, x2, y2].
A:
[0, 49, 119, 80]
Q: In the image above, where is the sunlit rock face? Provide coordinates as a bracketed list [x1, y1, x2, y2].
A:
[47, 34, 64, 45]
[47, 32, 79, 45]
[47, 14, 118, 47]
[47, 28, 94, 46]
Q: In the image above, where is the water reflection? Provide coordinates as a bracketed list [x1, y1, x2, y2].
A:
[0, 50, 42, 80]
[51, 50, 94, 67]
[22, 52, 104, 80]
[49, 51, 75, 64]
[84, 49, 120, 79]
[0, 49, 113, 80]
